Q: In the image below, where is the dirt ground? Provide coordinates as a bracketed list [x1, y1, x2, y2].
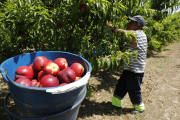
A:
[0, 41, 180, 120]
[77, 41, 180, 120]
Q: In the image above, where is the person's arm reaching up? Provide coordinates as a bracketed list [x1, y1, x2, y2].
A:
[106, 22, 137, 47]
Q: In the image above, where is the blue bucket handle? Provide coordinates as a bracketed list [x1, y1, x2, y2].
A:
[0, 68, 28, 88]
[0, 65, 4, 74]
[77, 52, 82, 57]
[0, 68, 17, 85]
[77, 52, 91, 73]
[0, 65, 10, 84]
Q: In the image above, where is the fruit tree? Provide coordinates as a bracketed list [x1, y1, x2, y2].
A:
[0, 0, 180, 73]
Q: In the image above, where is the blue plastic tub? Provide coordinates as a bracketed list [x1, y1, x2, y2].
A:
[4, 87, 87, 120]
[0, 51, 92, 117]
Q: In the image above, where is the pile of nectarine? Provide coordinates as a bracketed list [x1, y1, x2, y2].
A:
[13, 56, 84, 87]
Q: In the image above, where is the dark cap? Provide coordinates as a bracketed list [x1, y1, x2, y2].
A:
[128, 15, 145, 28]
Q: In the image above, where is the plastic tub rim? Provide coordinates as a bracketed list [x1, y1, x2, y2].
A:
[0, 51, 92, 91]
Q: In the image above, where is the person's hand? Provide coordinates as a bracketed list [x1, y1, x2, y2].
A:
[106, 22, 113, 27]
[106, 21, 108, 25]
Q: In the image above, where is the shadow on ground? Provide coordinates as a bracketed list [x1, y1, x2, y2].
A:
[0, 77, 10, 120]
[90, 69, 122, 92]
[77, 69, 135, 118]
[78, 99, 133, 118]
[175, 64, 180, 68]
[77, 48, 173, 118]
[147, 47, 171, 58]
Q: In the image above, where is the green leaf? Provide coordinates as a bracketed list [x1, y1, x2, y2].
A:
[106, 58, 111, 69]
[111, 57, 115, 69]
[50, 29, 54, 36]
[131, 0, 133, 8]
[101, 58, 105, 69]
[18, 0, 22, 7]
[97, 58, 101, 70]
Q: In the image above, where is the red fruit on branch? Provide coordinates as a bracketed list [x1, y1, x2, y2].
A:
[47, 4, 53, 10]
[59, 22, 63, 28]
[94, 4, 98, 10]
[89, 40, 94, 43]
[79, 4, 85, 10]
[19, 32, 24, 36]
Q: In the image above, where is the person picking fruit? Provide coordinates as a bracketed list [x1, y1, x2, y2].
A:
[106, 15, 147, 114]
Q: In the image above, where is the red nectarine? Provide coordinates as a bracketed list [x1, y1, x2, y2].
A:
[29, 64, 39, 78]
[38, 70, 46, 81]
[70, 63, 84, 77]
[59, 83, 68, 86]
[54, 58, 68, 70]
[15, 66, 34, 80]
[40, 75, 59, 87]
[43, 62, 59, 76]
[57, 68, 76, 83]
[15, 78, 32, 87]
[75, 76, 81, 81]
[33, 56, 49, 71]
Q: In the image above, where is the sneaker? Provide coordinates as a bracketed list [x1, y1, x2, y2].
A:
[131, 109, 144, 114]
[107, 101, 122, 109]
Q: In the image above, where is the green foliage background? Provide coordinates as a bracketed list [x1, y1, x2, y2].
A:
[0, 0, 180, 73]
